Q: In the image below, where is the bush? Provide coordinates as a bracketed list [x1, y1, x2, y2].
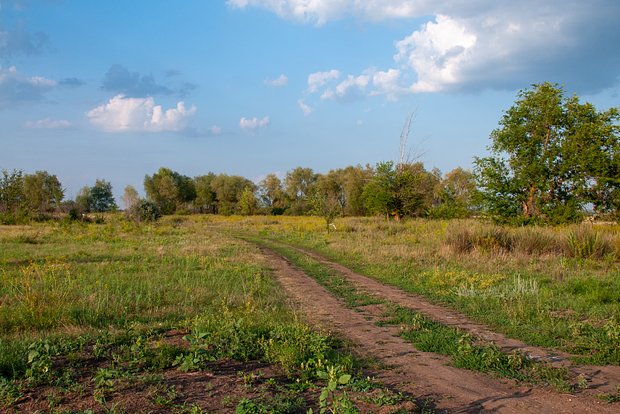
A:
[126, 200, 162, 222]
[565, 225, 614, 259]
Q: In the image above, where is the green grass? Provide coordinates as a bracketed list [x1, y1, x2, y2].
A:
[216, 215, 620, 365]
[248, 235, 572, 391]
[0, 216, 427, 413]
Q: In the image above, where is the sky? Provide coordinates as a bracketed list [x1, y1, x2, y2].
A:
[1, 0, 619, 201]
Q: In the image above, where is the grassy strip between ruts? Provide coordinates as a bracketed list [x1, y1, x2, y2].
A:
[245, 235, 575, 392]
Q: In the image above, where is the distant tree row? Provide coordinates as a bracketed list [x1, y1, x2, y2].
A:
[138, 164, 477, 222]
[2, 83, 617, 225]
[0, 170, 116, 222]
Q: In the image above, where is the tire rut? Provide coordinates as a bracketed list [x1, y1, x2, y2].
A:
[258, 245, 617, 414]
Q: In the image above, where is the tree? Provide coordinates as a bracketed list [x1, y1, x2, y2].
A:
[238, 186, 258, 216]
[122, 185, 140, 211]
[475, 82, 619, 223]
[210, 174, 255, 215]
[0, 169, 24, 213]
[258, 173, 287, 214]
[193, 173, 217, 213]
[75, 186, 92, 213]
[312, 174, 344, 231]
[144, 167, 196, 214]
[89, 179, 117, 212]
[284, 167, 317, 215]
[429, 168, 478, 218]
[362, 161, 397, 220]
[22, 171, 64, 213]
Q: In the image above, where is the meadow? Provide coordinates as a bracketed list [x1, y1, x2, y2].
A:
[1, 214, 619, 412]
[1, 216, 419, 413]
[212, 215, 620, 366]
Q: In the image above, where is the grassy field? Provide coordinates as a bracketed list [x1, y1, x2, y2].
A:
[1, 214, 619, 412]
[212, 215, 620, 366]
[0, 216, 421, 413]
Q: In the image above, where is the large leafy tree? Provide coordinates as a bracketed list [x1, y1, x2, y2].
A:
[475, 82, 619, 223]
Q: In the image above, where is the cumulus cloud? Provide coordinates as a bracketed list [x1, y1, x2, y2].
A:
[25, 118, 73, 129]
[0, 66, 56, 107]
[239, 116, 270, 131]
[307, 69, 340, 93]
[233, 0, 620, 94]
[87, 95, 197, 133]
[265, 74, 288, 87]
[297, 99, 312, 116]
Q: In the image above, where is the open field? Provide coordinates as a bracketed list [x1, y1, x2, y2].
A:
[0, 217, 421, 413]
[1, 214, 619, 413]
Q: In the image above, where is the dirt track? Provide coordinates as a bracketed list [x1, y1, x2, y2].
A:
[258, 244, 619, 413]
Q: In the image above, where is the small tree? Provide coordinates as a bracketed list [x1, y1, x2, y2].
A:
[238, 186, 258, 216]
[122, 185, 139, 211]
[90, 179, 117, 212]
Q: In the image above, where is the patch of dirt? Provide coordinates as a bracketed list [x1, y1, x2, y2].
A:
[259, 246, 618, 413]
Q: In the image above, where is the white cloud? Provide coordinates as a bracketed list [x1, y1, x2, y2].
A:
[321, 74, 369, 100]
[87, 95, 196, 133]
[240, 116, 270, 131]
[297, 99, 312, 116]
[396, 15, 477, 92]
[0, 66, 56, 107]
[25, 118, 72, 129]
[234, 1, 620, 94]
[226, 0, 426, 24]
[210, 125, 222, 135]
[370, 68, 404, 99]
[265, 74, 288, 87]
[307, 69, 340, 93]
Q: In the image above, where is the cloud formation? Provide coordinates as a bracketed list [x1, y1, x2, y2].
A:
[25, 118, 73, 129]
[307, 69, 340, 93]
[0, 24, 49, 59]
[0, 66, 56, 107]
[87, 95, 196, 133]
[265, 74, 288, 87]
[239, 116, 270, 131]
[102, 65, 172, 97]
[231, 0, 620, 94]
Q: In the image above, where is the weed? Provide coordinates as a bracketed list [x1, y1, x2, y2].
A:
[566, 225, 614, 259]
[0, 378, 22, 407]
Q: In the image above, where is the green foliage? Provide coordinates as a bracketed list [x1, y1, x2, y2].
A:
[0, 169, 24, 213]
[475, 82, 619, 223]
[0, 377, 21, 407]
[144, 167, 197, 214]
[90, 179, 117, 212]
[126, 199, 162, 222]
[22, 171, 64, 213]
[238, 186, 259, 216]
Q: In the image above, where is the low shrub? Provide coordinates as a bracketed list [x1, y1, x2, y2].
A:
[126, 200, 162, 222]
[565, 225, 614, 259]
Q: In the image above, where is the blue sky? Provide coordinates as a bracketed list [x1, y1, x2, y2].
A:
[1, 0, 619, 201]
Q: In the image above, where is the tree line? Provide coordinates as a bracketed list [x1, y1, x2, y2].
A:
[1, 83, 618, 225]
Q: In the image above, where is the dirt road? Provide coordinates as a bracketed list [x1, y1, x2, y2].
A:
[258, 244, 619, 413]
